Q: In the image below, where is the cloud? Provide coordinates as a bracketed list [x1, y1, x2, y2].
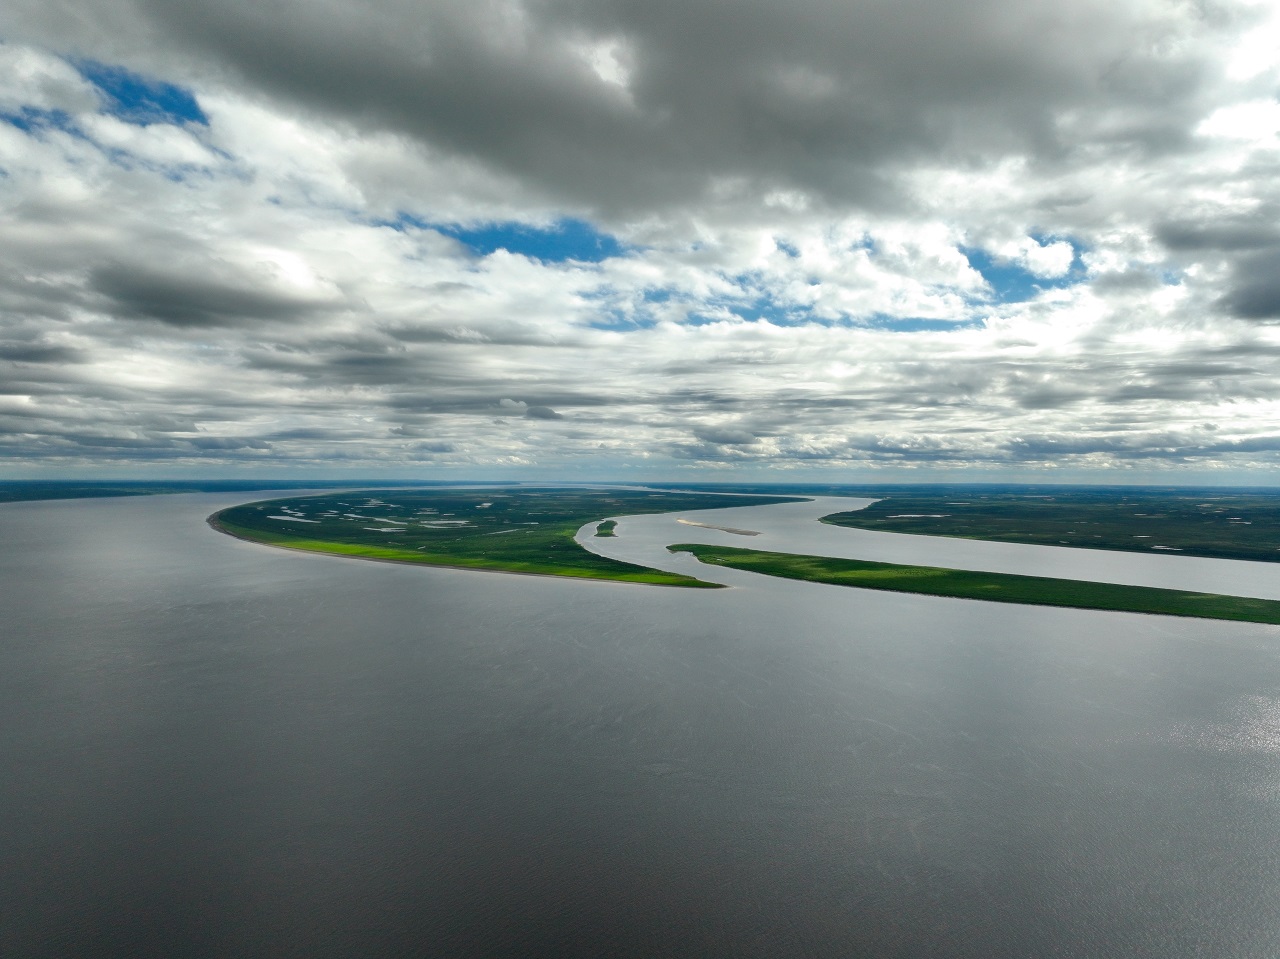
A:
[993, 237, 1076, 279]
[89, 260, 345, 327]
[0, 340, 85, 364]
[1155, 216, 1280, 253]
[1221, 250, 1280, 321]
[0, 43, 100, 115]
[0, 6, 1278, 480]
[525, 405, 564, 420]
[693, 427, 758, 446]
[2, 0, 1252, 215]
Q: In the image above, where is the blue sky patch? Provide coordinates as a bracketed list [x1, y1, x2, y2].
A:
[586, 308, 656, 331]
[76, 61, 208, 126]
[685, 287, 806, 326]
[731, 301, 803, 325]
[1, 106, 77, 134]
[434, 218, 626, 263]
[963, 237, 1085, 304]
[865, 315, 985, 332]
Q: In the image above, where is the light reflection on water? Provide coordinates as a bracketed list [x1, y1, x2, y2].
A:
[2, 490, 1280, 958]
[1169, 695, 1280, 754]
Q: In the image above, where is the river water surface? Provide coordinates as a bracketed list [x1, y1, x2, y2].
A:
[4, 490, 1280, 957]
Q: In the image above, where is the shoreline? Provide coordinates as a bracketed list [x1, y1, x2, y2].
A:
[206, 514, 725, 588]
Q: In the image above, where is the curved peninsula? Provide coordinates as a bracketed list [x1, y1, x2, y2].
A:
[669, 544, 1280, 625]
[210, 487, 799, 587]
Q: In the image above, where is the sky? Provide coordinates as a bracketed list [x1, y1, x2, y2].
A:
[2, 0, 1280, 482]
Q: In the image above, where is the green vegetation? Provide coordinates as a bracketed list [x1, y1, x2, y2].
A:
[822, 486, 1280, 563]
[595, 519, 618, 537]
[211, 487, 798, 587]
[669, 544, 1280, 625]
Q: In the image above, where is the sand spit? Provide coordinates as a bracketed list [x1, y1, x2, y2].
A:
[676, 518, 759, 536]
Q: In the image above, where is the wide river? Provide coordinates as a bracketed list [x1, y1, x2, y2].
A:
[4, 490, 1280, 958]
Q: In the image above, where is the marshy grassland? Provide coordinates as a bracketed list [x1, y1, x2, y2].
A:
[669, 543, 1280, 625]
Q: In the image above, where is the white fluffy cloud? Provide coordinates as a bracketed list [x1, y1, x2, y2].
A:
[2, 0, 1280, 480]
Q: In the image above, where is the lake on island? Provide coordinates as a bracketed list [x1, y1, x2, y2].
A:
[4, 490, 1280, 958]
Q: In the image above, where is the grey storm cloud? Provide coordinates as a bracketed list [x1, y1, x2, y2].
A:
[1087, 270, 1163, 295]
[1003, 432, 1280, 461]
[525, 406, 564, 420]
[693, 427, 758, 446]
[187, 435, 272, 450]
[1221, 250, 1280, 321]
[1156, 217, 1280, 253]
[262, 428, 364, 441]
[1153, 207, 1280, 322]
[0, 340, 86, 364]
[90, 261, 343, 327]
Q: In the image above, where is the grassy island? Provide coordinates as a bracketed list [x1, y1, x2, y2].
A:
[211, 488, 798, 587]
[821, 486, 1280, 563]
[669, 544, 1280, 625]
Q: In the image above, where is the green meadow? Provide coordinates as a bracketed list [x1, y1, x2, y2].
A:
[669, 544, 1280, 625]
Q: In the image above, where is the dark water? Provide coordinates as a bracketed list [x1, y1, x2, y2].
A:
[4, 493, 1280, 958]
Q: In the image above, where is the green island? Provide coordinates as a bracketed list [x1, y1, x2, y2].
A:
[668, 544, 1280, 625]
[210, 487, 798, 587]
[595, 519, 618, 537]
[821, 486, 1280, 563]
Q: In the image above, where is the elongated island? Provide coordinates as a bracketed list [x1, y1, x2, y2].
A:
[669, 544, 1280, 625]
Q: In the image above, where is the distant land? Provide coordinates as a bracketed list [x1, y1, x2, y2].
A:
[821, 486, 1280, 563]
[0, 479, 485, 504]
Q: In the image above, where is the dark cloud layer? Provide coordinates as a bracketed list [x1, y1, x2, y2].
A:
[90, 261, 343, 327]
[1222, 251, 1280, 320]
[524, 405, 563, 420]
[6, 0, 1248, 214]
[1156, 216, 1280, 253]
